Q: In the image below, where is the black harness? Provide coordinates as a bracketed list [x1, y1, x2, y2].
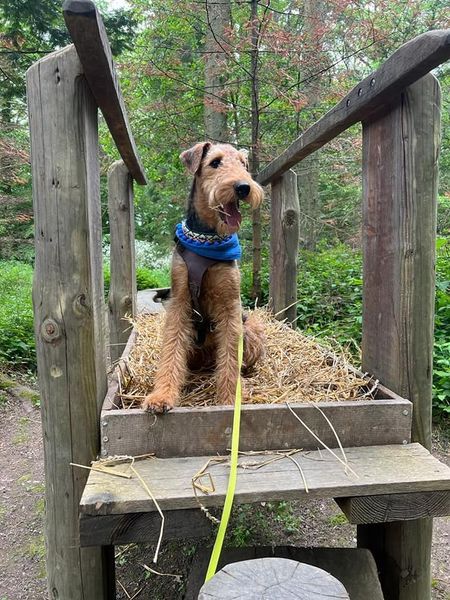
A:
[175, 242, 236, 345]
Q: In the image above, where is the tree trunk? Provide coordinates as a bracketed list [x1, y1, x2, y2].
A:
[250, 0, 262, 301]
[295, 0, 322, 251]
[204, 0, 231, 142]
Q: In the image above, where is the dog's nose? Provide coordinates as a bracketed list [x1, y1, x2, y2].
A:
[234, 182, 251, 198]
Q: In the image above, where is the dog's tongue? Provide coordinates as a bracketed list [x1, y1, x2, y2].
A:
[224, 202, 242, 228]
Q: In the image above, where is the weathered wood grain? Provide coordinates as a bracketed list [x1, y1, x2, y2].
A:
[107, 160, 136, 363]
[257, 29, 450, 185]
[269, 170, 300, 324]
[337, 491, 450, 524]
[63, 0, 147, 184]
[187, 547, 384, 600]
[79, 508, 213, 546]
[80, 443, 450, 516]
[198, 558, 350, 599]
[27, 44, 108, 599]
[100, 398, 412, 458]
[102, 329, 137, 414]
[358, 74, 441, 600]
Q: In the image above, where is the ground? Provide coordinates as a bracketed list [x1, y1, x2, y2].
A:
[0, 376, 449, 600]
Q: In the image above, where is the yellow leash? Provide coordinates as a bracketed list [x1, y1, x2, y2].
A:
[204, 331, 244, 582]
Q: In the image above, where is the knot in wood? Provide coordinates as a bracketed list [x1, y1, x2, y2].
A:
[283, 209, 297, 228]
[73, 293, 91, 317]
[41, 318, 61, 343]
[121, 294, 132, 309]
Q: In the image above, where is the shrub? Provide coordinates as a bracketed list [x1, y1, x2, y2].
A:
[103, 264, 170, 295]
[0, 261, 35, 369]
[434, 238, 450, 416]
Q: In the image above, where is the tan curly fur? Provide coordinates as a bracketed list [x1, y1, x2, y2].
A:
[142, 143, 265, 413]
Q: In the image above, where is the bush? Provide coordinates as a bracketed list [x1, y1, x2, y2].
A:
[0, 261, 35, 369]
[136, 266, 170, 290]
[295, 243, 362, 347]
[434, 238, 450, 416]
[103, 264, 170, 295]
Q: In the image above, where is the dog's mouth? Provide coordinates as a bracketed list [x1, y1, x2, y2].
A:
[218, 199, 241, 229]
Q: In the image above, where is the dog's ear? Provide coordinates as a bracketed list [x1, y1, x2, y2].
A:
[180, 142, 211, 175]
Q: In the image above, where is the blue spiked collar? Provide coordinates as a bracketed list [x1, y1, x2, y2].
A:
[175, 220, 242, 261]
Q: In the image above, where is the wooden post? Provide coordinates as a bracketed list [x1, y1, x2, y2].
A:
[269, 170, 300, 324]
[27, 45, 111, 598]
[358, 74, 441, 600]
[107, 159, 136, 363]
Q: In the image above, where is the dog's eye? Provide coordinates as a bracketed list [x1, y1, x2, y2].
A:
[209, 158, 221, 169]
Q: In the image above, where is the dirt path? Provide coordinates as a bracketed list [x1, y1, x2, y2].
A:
[0, 391, 46, 600]
[0, 387, 449, 599]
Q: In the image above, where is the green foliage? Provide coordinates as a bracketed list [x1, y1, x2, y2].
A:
[104, 264, 170, 296]
[434, 238, 450, 416]
[295, 243, 363, 346]
[328, 512, 349, 527]
[0, 261, 35, 369]
[267, 501, 302, 534]
[136, 266, 170, 291]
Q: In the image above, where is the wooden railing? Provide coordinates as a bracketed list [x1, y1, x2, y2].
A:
[257, 29, 449, 600]
[27, 0, 450, 596]
[27, 2, 145, 598]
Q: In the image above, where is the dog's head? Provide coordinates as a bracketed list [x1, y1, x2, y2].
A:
[180, 142, 264, 235]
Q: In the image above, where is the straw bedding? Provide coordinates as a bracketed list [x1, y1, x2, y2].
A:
[116, 309, 377, 409]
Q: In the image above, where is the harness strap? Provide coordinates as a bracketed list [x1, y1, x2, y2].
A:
[175, 243, 235, 345]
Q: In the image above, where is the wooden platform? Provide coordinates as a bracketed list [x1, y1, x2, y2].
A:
[79, 443, 450, 547]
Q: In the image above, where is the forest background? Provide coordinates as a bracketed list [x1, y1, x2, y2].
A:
[0, 0, 449, 417]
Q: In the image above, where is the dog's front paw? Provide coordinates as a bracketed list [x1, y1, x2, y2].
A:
[141, 391, 175, 414]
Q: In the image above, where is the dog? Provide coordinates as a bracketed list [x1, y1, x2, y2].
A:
[142, 142, 265, 413]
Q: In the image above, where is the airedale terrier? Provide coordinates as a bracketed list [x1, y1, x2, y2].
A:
[142, 142, 265, 413]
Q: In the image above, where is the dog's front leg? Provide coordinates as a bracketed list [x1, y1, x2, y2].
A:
[142, 256, 193, 413]
[211, 298, 242, 405]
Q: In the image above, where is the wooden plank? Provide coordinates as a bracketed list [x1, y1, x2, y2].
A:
[337, 491, 450, 524]
[198, 558, 350, 599]
[186, 547, 384, 600]
[80, 443, 450, 516]
[62, 0, 147, 185]
[257, 29, 450, 185]
[27, 44, 108, 599]
[79, 508, 213, 547]
[269, 170, 300, 324]
[102, 329, 137, 414]
[107, 160, 136, 363]
[358, 74, 441, 600]
[100, 398, 412, 458]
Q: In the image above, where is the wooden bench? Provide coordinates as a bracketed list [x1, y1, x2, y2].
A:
[79, 443, 450, 546]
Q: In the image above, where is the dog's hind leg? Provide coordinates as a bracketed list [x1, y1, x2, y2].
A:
[142, 255, 194, 413]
